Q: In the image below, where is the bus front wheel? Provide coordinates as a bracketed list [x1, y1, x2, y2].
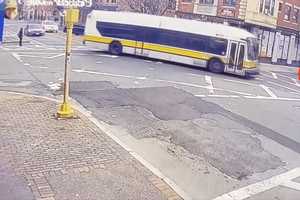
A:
[109, 41, 123, 55]
[208, 59, 224, 73]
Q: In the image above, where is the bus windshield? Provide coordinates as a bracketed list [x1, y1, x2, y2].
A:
[247, 38, 259, 60]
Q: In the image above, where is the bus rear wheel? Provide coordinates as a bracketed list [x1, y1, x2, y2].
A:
[208, 59, 224, 73]
[109, 41, 123, 55]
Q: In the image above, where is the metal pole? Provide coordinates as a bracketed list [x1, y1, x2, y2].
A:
[63, 23, 73, 104]
[57, 8, 79, 119]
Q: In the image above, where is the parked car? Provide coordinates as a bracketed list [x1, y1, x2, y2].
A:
[42, 21, 59, 33]
[24, 24, 45, 36]
[64, 24, 85, 36]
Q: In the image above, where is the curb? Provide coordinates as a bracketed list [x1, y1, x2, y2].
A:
[1, 91, 191, 200]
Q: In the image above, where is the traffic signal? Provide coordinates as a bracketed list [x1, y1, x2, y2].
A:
[4, 0, 17, 19]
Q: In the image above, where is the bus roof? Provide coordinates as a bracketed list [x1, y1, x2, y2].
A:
[89, 11, 256, 41]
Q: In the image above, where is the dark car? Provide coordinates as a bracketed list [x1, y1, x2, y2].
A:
[63, 24, 85, 36]
[24, 24, 45, 36]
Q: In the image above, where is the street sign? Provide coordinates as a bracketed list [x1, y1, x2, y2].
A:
[26, 0, 92, 7]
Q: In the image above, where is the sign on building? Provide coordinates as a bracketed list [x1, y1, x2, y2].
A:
[25, 0, 92, 7]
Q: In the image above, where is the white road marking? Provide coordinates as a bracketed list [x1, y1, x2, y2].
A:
[154, 79, 210, 89]
[260, 84, 277, 98]
[281, 181, 300, 191]
[223, 79, 258, 87]
[73, 69, 255, 96]
[214, 88, 253, 96]
[23, 63, 30, 66]
[208, 95, 240, 98]
[48, 83, 61, 90]
[12, 53, 23, 62]
[205, 75, 214, 94]
[277, 73, 294, 79]
[244, 96, 300, 101]
[18, 52, 61, 55]
[271, 72, 278, 79]
[268, 81, 300, 93]
[137, 77, 147, 80]
[47, 53, 64, 59]
[17, 53, 65, 59]
[213, 168, 300, 200]
[195, 95, 206, 97]
[265, 73, 299, 87]
[255, 77, 263, 81]
[292, 78, 300, 87]
[0, 81, 31, 87]
[98, 54, 118, 58]
[39, 67, 48, 69]
[260, 72, 274, 79]
[73, 69, 147, 80]
[96, 61, 103, 64]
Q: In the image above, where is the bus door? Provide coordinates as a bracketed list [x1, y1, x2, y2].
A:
[226, 41, 245, 75]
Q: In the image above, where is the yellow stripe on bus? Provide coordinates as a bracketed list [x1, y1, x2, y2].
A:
[83, 35, 112, 44]
[83, 35, 227, 63]
[243, 60, 257, 69]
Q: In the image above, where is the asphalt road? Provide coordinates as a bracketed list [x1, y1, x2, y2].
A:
[1, 20, 300, 200]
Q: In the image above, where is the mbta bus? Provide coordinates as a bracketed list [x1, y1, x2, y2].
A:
[83, 11, 259, 77]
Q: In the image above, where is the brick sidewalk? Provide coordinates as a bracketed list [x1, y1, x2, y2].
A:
[0, 92, 181, 200]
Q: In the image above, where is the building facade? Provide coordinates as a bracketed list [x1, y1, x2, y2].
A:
[176, 0, 300, 65]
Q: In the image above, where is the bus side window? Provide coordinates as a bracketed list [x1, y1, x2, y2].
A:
[143, 28, 159, 44]
[186, 36, 206, 52]
[98, 22, 136, 40]
[207, 38, 228, 55]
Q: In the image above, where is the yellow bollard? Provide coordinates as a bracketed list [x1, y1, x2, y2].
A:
[57, 8, 79, 119]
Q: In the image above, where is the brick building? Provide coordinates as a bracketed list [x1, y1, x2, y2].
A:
[176, 0, 300, 65]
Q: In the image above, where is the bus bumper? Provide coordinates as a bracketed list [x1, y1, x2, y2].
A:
[245, 68, 260, 76]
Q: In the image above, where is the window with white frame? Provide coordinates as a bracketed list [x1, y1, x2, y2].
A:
[259, 0, 276, 16]
[293, 8, 299, 22]
[284, 5, 291, 20]
[223, 0, 236, 6]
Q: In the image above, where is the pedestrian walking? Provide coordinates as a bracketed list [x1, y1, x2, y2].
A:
[18, 27, 23, 46]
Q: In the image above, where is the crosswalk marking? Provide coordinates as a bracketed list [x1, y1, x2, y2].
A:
[271, 72, 278, 79]
[260, 84, 277, 98]
[213, 168, 300, 200]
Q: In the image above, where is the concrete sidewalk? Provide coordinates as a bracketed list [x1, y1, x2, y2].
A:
[0, 91, 181, 200]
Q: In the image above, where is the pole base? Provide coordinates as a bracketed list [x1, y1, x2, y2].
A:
[57, 102, 74, 119]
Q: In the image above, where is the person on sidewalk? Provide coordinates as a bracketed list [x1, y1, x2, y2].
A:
[17, 28, 23, 47]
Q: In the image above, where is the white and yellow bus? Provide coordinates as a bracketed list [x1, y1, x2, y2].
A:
[83, 11, 259, 77]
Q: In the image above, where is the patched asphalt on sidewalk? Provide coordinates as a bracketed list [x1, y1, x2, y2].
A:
[0, 92, 180, 200]
[70, 81, 285, 180]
